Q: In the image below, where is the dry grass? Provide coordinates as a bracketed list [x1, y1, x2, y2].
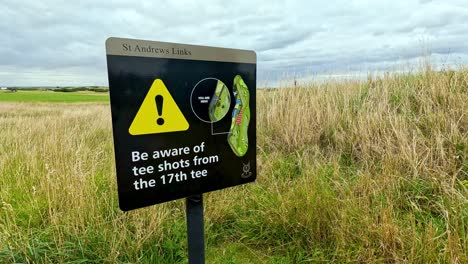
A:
[0, 68, 467, 263]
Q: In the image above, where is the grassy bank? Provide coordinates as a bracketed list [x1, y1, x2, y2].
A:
[0, 68, 466, 263]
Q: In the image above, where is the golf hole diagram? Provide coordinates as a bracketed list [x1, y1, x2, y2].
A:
[190, 76, 251, 157]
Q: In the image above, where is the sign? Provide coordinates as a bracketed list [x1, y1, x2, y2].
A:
[106, 37, 257, 211]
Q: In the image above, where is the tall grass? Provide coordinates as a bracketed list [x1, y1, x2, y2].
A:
[0, 68, 467, 263]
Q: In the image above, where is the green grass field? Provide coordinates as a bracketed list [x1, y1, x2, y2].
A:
[0, 68, 466, 263]
[0, 90, 109, 102]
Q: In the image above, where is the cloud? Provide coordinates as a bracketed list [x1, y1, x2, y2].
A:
[1, 0, 468, 86]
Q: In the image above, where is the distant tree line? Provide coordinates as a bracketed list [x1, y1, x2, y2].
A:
[52, 87, 109, 93]
[3, 86, 108, 93]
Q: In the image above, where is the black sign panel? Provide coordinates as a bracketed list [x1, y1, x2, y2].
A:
[105, 37, 257, 211]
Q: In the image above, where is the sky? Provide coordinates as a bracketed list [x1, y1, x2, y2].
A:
[1, 0, 468, 86]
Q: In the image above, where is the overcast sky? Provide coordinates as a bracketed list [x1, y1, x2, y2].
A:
[1, 0, 468, 86]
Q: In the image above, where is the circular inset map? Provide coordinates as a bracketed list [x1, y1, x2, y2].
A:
[190, 78, 231, 123]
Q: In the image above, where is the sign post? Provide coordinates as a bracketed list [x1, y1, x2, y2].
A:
[105, 37, 256, 262]
[186, 195, 204, 264]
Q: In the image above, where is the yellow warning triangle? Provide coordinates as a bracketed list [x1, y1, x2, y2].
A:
[129, 79, 189, 135]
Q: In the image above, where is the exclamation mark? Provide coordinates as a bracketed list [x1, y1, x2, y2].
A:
[155, 95, 164, 125]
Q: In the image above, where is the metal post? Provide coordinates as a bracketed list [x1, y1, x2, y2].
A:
[186, 194, 205, 264]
